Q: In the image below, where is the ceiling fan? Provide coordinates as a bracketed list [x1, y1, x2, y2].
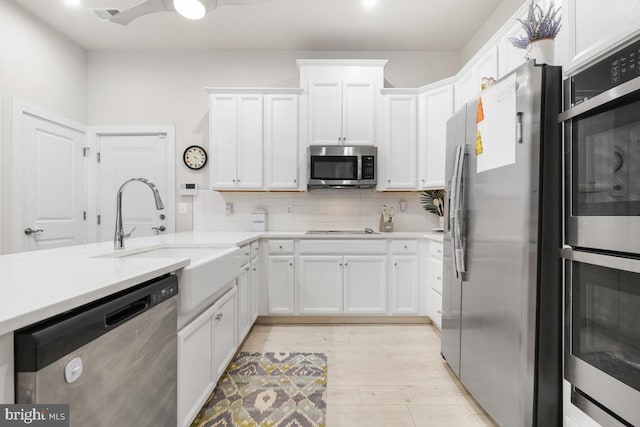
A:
[102, 0, 266, 25]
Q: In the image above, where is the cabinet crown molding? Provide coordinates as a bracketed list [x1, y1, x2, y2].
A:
[205, 87, 304, 95]
[296, 59, 389, 69]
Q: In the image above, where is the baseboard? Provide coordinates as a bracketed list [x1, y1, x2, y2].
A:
[256, 315, 432, 324]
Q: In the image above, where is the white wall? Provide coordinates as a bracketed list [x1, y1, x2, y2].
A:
[461, 0, 527, 63]
[87, 49, 460, 231]
[0, 0, 87, 254]
[193, 190, 440, 232]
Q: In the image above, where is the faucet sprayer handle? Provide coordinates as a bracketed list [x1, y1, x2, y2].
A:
[123, 227, 136, 239]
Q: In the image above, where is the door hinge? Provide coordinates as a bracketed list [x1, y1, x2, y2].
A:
[83, 211, 87, 221]
[83, 147, 90, 157]
[97, 215, 101, 225]
[97, 152, 101, 163]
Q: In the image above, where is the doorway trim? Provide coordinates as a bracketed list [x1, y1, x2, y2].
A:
[10, 99, 87, 253]
[87, 125, 176, 243]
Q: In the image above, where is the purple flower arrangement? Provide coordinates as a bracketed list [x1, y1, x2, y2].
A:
[509, 1, 562, 49]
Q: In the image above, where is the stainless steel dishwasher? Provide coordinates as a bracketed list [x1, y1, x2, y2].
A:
[14, 274, 178, 427]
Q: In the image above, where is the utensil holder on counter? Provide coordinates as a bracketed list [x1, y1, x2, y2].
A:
[379, 214, 394, 232]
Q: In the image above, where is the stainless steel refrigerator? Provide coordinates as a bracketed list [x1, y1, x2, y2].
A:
[441, 61, 562, 427]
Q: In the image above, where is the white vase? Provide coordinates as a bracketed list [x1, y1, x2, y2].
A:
[526, 38, 555, 65]
[438, 216, 444, 229]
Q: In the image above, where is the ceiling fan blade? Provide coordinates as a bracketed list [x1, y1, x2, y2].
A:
[109, 0, 170, 25]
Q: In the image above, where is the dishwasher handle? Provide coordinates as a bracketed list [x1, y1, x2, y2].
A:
[105, 297, 150, 328]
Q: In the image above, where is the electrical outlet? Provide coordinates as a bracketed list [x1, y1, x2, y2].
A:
[178, 202, 188, 214]
[226, 202, 234, 215]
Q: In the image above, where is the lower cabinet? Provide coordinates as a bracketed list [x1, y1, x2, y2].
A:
[178, 286, 237, 427]
[426, 240, 444, 328]
[299, 256, 343, 314]
[267, 255, 295, 314]
[343, 256, 387, 314]
[391, 255, 419, 314]
[237, 264, 251, 342]
[250, 258, 259, 323]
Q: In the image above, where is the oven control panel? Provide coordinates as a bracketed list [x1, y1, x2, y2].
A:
[571, 38, 640, 105]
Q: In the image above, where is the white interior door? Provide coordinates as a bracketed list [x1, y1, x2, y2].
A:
[17, 108, 86, 252]
[98, 133, 172, 242]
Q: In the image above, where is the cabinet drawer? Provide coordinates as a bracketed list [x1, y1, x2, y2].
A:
[268, 240, 294, 254]
[250, 241, 260, 259]
[429, 242, 444, 259]
[239, 244, 251, 265]
[429, 288, 442, 329]
[428, 257, 443, 294]
[299, 240, 386, 254]
[390, 240, 417, 254]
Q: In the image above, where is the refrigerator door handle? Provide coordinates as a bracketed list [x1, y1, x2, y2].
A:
[453, 146, 466, 274]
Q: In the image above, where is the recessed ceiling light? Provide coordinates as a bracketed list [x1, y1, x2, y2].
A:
[63, 0, 81, 7]
[362, 0, 377, 9]
[173, 0, 206, 20]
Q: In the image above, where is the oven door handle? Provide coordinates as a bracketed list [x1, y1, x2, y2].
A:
[558, 76, 640, 122]
[561, 248, 640, 273]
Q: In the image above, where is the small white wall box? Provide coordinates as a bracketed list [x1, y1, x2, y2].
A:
[179, 183, 198, 196]
[251, 208, 268, 232]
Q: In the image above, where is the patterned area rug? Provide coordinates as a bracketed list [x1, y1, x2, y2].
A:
[192, 352, 327, 427]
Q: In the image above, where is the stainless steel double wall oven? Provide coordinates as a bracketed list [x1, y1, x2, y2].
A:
[561, 37, 640, 427]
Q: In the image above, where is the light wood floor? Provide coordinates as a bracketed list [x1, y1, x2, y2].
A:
[241, 323, 497, 427]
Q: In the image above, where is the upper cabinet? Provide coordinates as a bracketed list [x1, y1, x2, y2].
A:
[418, 82, 454, 190]
[379, 91, 418, 190]
[208, 88, 303, 191]
[454, 45, 499, 110]
[497, 19, 527, 78]
[298, 60, 386, 147]
[209, 93, 263, 190]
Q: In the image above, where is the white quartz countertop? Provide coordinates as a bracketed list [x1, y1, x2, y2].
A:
[0, 230, 442, 336]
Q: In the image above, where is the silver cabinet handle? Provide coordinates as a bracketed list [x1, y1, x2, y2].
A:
[293, 179, 297, 183]
[24, 227, 44, 236]
[279, 245, 283, 249]
[215, 313, 223, 321]
[252, 268, 256, 272]
[404, 245, 408, 249]
[245, 267, 250, 272]
[437, 276, 442, 280]
[232, 179, 236, 183]
[387, 179, 391, 183]
[437, 310, 442, 314]
[344, 262, 348, 267]
[289, 262, 293, 267]
[151, 225, 166, 233]
[339, 263, 343, 267]
[394, 262, 398, 266]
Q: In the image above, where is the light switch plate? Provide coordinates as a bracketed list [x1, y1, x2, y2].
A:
[179, 202, 188, 214]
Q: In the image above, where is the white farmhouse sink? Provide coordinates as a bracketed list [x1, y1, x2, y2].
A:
[107, 246, 242, 315]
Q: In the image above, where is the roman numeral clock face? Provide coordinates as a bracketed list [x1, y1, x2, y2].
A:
[183, 145, 207, 170]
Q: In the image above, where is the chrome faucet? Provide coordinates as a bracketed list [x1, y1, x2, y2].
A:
[114, 178, 165, 250]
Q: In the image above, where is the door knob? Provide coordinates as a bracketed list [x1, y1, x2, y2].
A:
[24, 227, 44, 236]
[151, 225, 166, 233]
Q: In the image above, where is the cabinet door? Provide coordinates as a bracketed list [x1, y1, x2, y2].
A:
[236, 95, 263, 189]
[343, 81, 376, 145]
[237, 265, 251, 342]
[428, 288, 442, 329]
[299, 255, 343, 314]
[213, 288, 237, 381]
[343, 255, 387, 314]
[391, 255, 419, 314]
[474, 46, 498, 88]
[498, 20, 527, 78]
[383, 95, 418, 189]
[267, 255, 295, 314]
[210, 95, 238, 189]
[250, 258, 259, 323]
[264, 95, 299, 189]
[177, 305, 215, 427]
[309, 82, 342, 145]
[419, 85, 453, 189]
[428, 256, 443, 295]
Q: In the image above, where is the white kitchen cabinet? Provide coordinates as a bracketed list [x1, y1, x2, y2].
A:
[209, 94, 263, 190]
[212, 287, 237, 380]
[0, 333, 13, 404]
[250, 258, 259, 323]
[564, 0, 640, 72]
[454, 69, 476, 111]
[426, 240, 444, 328]
[428, 288, 442, 329]
[264, 94, 300, 189]
[391, 255, 419, 314]
[454, 46, 498, 111]
[380, 94, 418, 190]
[237, 264, 251, 342]
[418, 83, 454, 189]
[267, 255, 295, 314]
[178, 304, 215, 427]
[299, 255, 343, 314]
[308, 81, 376, 146]
[343, 255, 387, 314]
[474, 46, 499, 88]
[497, 19, 527, 78]
[178, 286, 238, 427]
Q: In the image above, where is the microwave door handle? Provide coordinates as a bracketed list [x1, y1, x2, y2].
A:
[558, 76, 640, 122]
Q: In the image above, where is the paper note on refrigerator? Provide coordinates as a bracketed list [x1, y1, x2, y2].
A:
[476, 73, 517, 173]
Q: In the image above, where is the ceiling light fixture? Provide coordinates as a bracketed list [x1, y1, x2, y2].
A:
[63, 0, 81, 7]
[173, 0, 206, 20]
[362, 0, 377, 9]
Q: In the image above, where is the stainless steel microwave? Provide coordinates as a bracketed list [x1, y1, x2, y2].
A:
[307, 145, 377, 189]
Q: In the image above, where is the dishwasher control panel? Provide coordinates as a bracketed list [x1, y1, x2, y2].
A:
[151, 280, 179, 305]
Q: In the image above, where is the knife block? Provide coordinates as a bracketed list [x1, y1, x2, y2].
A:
[379, 214, 394, 232]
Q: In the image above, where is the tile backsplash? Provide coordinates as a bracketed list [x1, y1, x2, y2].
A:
[193, 190, 441, 232]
